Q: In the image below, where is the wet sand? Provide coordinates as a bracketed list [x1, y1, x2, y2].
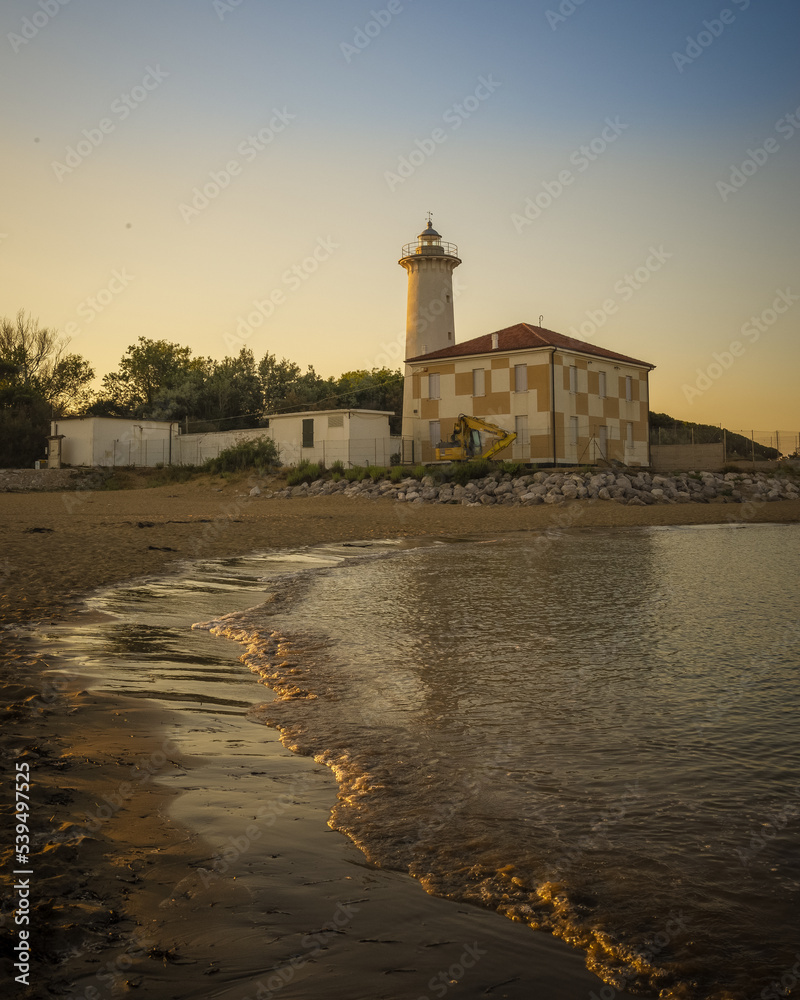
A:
[2, 476, 799, 998]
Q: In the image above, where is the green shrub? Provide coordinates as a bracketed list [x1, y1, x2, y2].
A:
[389, 465, 406, 483]
[499, 460, 525, 477]
[367, 465, 388, 481]
[330, 460, 345, 474]
[411, 464, 426, 480]
[450, 458, 491, 485]
[390, 452, 401, 466]
[202, 437, 279, 474]
[286, 461, 322, 486]
[344, 466, 364, 482]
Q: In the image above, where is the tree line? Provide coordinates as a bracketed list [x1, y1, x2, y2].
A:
[0, 311, 403, 467]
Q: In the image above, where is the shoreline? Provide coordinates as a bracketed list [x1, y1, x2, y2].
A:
[3, 483, 799, 997]
[2, 538, 647, 999]
[2, 479, 799, 625]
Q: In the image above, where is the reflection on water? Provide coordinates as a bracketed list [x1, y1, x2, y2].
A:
[44, 528, 800, 1000]
[199, 524, 800, 1000]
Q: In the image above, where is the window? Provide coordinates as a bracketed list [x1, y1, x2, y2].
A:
[514, 364, 528, 392]
[569, 416, 579, 446]
[472, 368, 485, 397]
[625, 375, 633, 402]
[598, 371, 607, 398]
[302, 418, 314, 448]
[569, 365, 578, 393]
[429, 420, 441, 448]
[427, 373, 440, 399]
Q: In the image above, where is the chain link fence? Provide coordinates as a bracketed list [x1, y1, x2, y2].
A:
[650, 427, 799, 469]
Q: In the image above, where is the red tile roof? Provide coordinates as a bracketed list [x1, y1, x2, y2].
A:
[406, 322, 654, 369]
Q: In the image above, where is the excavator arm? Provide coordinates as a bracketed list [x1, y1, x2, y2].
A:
[435, 414, 516, 461]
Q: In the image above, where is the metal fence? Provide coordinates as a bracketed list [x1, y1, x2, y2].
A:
[172, 435, 402, 469]
[108, 437, 172, 467]
[726, 430, 799, 461]
[650, 427, 799, 462]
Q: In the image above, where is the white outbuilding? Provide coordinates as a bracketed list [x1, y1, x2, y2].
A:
[48, 410, 398, 469]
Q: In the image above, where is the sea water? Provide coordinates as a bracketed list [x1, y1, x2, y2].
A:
[193, 524, 800, 1000]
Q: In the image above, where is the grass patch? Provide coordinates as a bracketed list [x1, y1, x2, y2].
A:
[147, 465, 199, 486]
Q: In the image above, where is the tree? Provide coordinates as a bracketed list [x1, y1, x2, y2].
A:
[0, 310, 94, 413]
[257, 352, 302, 413]
[0, 393, 50, 467]
[277, 364, 330, 412]
[0, 310, 94, 467]
[98, 337, 199, 416]
[206, 348, 261, 427]
[333, 368, 403, 416]
[48, 354, 95, 413]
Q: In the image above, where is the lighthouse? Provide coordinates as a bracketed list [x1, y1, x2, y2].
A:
[399, 217, 461, 456]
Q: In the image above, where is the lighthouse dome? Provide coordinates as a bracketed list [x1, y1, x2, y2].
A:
[418, 222, 441, 239]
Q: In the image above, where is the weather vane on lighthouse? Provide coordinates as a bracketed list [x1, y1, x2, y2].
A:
[426, 210, 433, 227]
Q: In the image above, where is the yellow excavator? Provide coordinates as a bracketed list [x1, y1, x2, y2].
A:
[435, 414, 517, 462]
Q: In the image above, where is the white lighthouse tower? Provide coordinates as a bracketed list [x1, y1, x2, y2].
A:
[399, 216, 461, 458]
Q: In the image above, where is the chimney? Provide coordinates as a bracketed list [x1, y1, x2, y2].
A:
[491, 333, 499, 350]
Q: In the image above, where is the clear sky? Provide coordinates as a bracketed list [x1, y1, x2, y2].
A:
[2, 0, 798, 433]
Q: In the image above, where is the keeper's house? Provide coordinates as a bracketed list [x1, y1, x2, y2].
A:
[405, 322, 655, 466]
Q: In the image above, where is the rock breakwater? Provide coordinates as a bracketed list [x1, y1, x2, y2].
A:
[256, 470, 799, 507]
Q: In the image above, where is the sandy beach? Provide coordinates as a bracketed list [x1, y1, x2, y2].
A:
[3, 475, 799, 999]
